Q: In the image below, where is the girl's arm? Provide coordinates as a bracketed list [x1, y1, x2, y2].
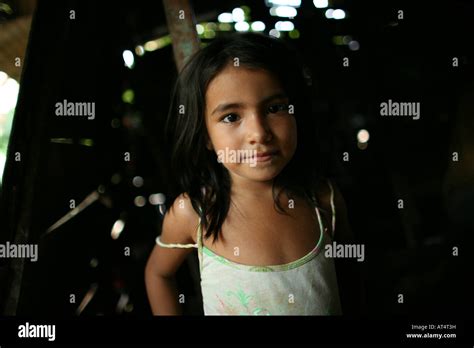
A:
[331, 183, 368, 316]
[145, 194, 199, 315]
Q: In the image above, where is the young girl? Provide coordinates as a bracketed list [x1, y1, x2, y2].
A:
[145, 32, 358, 315]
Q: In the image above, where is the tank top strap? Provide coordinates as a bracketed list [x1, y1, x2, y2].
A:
[326, 179, 336, 238]
[196, 205, 204, 273]
[313, 203, 328, 238]
[310, 178, 336, 239]
[155, 236, 198, 248]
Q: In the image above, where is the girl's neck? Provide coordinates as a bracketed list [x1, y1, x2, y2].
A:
[230, 177, 275, 200]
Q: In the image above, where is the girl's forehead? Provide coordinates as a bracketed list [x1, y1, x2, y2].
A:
[206, 65, 283, 99]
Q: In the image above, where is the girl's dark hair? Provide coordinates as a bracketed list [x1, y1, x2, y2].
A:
[165, 32, 326, 242]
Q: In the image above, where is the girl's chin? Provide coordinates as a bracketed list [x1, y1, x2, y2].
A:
[229, 168, 282, 182]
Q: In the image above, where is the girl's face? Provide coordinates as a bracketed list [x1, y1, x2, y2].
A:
[204, 64, 297, 184]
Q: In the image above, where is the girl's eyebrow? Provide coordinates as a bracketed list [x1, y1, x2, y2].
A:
[210, 92, 288, 117]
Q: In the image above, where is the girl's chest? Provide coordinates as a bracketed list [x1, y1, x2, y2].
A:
[202, 198, 331, 266]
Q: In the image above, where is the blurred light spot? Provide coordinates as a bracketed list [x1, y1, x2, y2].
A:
[349, 40, 360, 51]
[134, 196, 146, 207]
[0, 72, 20, 114]
[333, 9, 346, 19]
[149, 193, 166, 205]
[90, 258, 99, 268]
[332, 35, 345, 45]
[275, 21, 294, 31]
[196, 24, 205, 34]
[217, 12, 233, 23]
[325, 9, 334, 18]
[0, 3, 12, 14]
[343, 35, 352, 44]
[135, 45, 145, 56]
[132, 176, 144, 188]
[0, 72, 17, 181]
[270, 6, 297, 17]
[125, 303, 134, 312]
[251, 21, 266, 31]
[50, 138, 73, 144]
[111, 173, 121, 185]
[116, 293, 129, 314]
[235, 21, 250, 32]
[357, 142, 368, 150]
[203, 30, 216, 38]
[288, 29, 300, 39]
[79, 138, 94, 147]
[266, 0, 301, 7]
[122, 50, 134, 69]
[241, 5, 251, 15]
[313, 0, 328, 8]
[218, 23, 232, 31]
[0, 154, 5, 183]
[357, 129, 370, 143]
[98, 185, 106, 194]
[232, 8, 245, 22]
[144, 41, 158, 51]
[122, 89, 134, 104]
[111, 118, 121, 128]
[111, 219, 125, 239]
[205, 22, 217, 30]
[0, 71, 9, 86]
[0, 71, 7, 84]
[144, 36, 172, 52]
[269, 29, 281, 38]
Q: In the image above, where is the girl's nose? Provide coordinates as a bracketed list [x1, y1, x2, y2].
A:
[246, 114, 272, 144]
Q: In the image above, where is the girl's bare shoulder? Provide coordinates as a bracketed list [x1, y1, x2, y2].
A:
[162, 193, 201, 245]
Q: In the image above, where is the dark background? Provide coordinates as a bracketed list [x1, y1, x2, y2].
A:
[0, 0, 473, 317]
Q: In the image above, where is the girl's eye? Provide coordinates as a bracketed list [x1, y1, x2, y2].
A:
[221, 114, 239, 123]
[267, 103, 289, 114]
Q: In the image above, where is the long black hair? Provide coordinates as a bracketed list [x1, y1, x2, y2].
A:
[165, 32, 326, 242]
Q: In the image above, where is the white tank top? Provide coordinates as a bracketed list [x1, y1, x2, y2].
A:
[156, 181, 342, 315]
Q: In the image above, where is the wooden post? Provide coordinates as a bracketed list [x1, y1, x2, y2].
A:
[162, 0, 201, 72]
[162, 0, 203, 313]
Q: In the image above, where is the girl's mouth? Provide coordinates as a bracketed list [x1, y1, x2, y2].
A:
[239, 149, 279, 164]
[252, 150, 279, 162]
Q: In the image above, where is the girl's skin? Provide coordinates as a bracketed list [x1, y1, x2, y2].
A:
[145, 64, 359, 315]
